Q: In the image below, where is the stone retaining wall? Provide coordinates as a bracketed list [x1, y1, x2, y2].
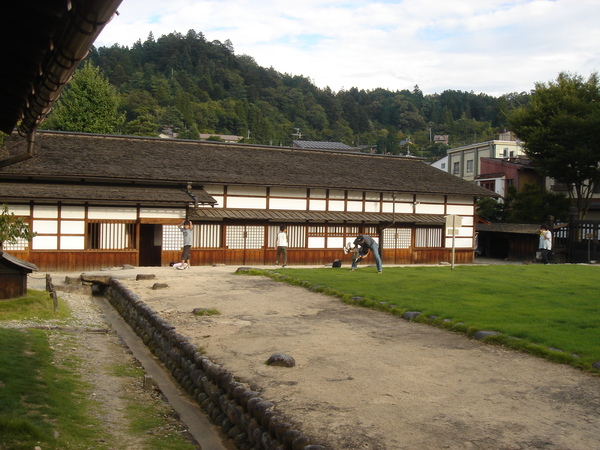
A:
[101, 278, 324, 450]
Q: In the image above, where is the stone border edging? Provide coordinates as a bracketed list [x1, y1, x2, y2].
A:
[101, 277, 324, 450]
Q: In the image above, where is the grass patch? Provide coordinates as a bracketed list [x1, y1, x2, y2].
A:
[0, 328, 104, 449]
[109, 364, 197, 449]
[249, 265, 600, 372]
[126, 402, 196, 450]
[0, 289, 70, 321]
[192, 307, 220, 316]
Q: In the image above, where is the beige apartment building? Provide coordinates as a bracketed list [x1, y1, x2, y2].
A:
[447, 137, 525, 182]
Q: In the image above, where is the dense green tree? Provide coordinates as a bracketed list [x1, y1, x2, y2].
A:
[0, 205, 36, 249]
[508, 72, 600, 219]
[476, 197, 507, 223]
[504, 185, 570, 224]
[123, 114, 159, 136]
[44, 61, 124, 133]
[178, 123, 200, 140]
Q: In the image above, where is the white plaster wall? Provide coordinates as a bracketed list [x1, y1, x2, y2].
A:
[308, 236, 325, 248]
[416, 203, 445, 214]
[140, 208, 186, 219]
[33, 205, 58, 218]
[60, 206, 85, 219]
[227, 197, 267, 209]
[32, 235, 57, 250]
[88, 207, 137, 220]
[310, 189, 327, 198]
[382, 202, 412, 213]
[203, 184, 224, 195]
[33, 220, 57, 234]
[7, 204, 30, 215]
[346, 201, 363, 212]
[309, 199, 327, 211]
[270, 187, 306, 197]
[270, 198, 306, 210]
[445, 237, 474, 248]
[446, 204, 475, 215]
[364, 202, 380, 212]
[328, 200, 345, 211]
[60, 221, 85, 234]
[416, 194, 444, 203]
[228, 186, 267, 196]
[447, 195, 474, 205]
[383, 193, 412, 202]
[60, 236, 85, 250]
[327, 236, 345, 248]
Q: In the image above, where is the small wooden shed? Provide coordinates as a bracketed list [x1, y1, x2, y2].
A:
[0, 251, 39, 299]
[476, 223, 539, 261]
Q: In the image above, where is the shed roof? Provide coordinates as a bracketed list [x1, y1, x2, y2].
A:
[476, 223, 540, 234]
[0, 251, 38, 272]
[2, 131, 495, 198]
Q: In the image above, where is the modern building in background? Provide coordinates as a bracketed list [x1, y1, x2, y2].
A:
[446, 132, 525, 182]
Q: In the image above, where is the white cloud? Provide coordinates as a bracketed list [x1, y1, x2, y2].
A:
[97, 0, 600, 96]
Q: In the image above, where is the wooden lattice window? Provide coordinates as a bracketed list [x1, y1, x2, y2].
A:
[2, 237, 28, 251]
[87, 222, 136, 250]
[226, 225, 264, 249]
[383, 228, 411, 249]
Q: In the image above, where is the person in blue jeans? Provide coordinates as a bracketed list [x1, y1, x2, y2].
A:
[350, 235, 382, 273]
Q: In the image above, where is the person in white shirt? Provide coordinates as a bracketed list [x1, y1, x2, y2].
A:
[178, 220, 193, 269]
[275, 225, 288, 267]
[538, 224, 552, 264]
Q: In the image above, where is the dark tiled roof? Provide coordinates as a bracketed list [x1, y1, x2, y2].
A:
[191, 208, 445, 225]
[292, 140, 354, 150]
[0, 182, 215, 205]
[2, 131, 495, 197]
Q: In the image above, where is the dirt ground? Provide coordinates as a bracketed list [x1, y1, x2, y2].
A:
[55, 265, 600, 449]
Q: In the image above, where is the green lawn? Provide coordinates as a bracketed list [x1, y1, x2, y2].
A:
[251, 264, 600, 372]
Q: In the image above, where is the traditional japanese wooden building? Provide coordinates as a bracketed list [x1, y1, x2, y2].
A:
[1, 130, 495, 271]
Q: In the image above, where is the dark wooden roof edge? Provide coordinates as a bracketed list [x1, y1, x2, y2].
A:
[0, 182, 217, 205]
[189, 208, 446, 225]
[0, 251, 39, 272]
[476, 223, 540, 234]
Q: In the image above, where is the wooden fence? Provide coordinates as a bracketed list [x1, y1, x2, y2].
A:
[553, 220, 600, 263]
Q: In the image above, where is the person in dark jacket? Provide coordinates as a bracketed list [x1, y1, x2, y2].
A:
[350, 234, 382, 273]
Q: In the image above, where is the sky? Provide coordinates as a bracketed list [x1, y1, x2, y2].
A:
[96, 0, 600, 97]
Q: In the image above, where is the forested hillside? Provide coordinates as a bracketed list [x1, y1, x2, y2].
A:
[54, 30, 532, 158]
